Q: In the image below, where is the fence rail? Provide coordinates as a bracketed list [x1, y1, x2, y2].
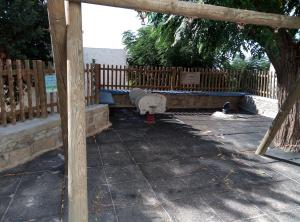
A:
[0, 60, 277, 126]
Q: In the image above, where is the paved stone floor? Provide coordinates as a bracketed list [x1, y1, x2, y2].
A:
[1, 109, 300, 222]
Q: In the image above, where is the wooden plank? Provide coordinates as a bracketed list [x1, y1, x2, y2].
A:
[70, 0, 300, 29]
[122, 65, 126, 89]
[67, 2, 88, 221]
[111, 65, 114, 89]
[47, 0, 69, 167]
[47, 61, 55, 113]
[37, 60, 47, 118]
[7, 60, 16, 124]
[102, 64, 106, 89]
[25, 60, 33, 119]
[16, 60, 25, 121]
[95, 64, 100, 104]
[115, 65, 118, 89]
[259, 71, 263, 96]
[117, 65, 120, 89]
[32, 60, 40, 117]
[0, 60, 6, 126]
[106, 65, 110, 89]
[86, 64, 90, 105]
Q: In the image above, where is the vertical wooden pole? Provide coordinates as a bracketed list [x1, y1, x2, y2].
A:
[86, 64, 90, 105]
[7, 60, 16, 124]
[37, 60, 47, 118]
[103, 64, 106, 89]
[256, 76, 300, 155]
[95, 64, 100, 104]
[16, 60, 25, 121]
[67, 1, 88, 221]
[25, 60, 33, 119]
[118, 65, 122, 89]
[48, 0, 69, 172]
[48, 61, 55, 113]
[0, 60, 6, 126]
[32, 61, 40, 117]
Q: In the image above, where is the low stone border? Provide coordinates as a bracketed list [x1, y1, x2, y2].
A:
[0, 104, 111, 171]
[110, 93, 243, 110]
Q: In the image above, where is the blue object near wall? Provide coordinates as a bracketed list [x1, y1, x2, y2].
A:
[100, 90, 115, 105]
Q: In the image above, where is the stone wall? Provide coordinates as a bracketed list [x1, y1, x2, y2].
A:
[111, 93, 242, 110]
[240, 95, 278, 118]
[0, 105, 110, 171]
[165, 94, 242, 110]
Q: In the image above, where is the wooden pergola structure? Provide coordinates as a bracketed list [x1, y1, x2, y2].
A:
[47, 0, 300, 221]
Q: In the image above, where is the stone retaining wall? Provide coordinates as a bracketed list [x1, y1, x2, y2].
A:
[111, 94, 242, 110]
[0, 105, 110, 171]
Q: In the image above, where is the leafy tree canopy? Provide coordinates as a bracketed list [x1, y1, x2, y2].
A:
[123, 0, 299, 69]
[0, 0, 51, 60]
[225, 55, 270, 71]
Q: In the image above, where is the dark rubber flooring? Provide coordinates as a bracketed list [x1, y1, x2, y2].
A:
[1, 109, 300, 222]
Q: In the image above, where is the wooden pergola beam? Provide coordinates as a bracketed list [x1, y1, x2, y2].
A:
[256, 76, 300, 155]
[70, 0, 300, 29]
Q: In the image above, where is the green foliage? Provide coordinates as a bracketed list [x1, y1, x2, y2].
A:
[123, 0, 299, 69]
[0, 0, 51, 60]
[123, 28, 161, 66]
[226, 55, 270, 71]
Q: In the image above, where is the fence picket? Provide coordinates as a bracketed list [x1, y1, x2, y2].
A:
[37, 61, 47, 118]
[7, 60, 16, 124]
[95, 64, 100, 104]
[25, 60, 33, 119]
[0, 60, 6, 126]
[16, 60, 25, 121]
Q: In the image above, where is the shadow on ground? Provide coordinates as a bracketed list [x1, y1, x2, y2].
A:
[1, 108, 300, 222]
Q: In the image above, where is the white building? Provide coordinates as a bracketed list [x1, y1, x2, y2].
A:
[83, 47, 127, 65]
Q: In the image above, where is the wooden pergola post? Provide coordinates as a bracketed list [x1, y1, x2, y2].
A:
[48, 1, 88, 221]
[67, 1, 88, 221]
[256, 76, 300, 155]
[47, 0, 69, 173]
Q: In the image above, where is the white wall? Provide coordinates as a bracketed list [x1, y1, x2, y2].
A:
[83, 47, 127, 65]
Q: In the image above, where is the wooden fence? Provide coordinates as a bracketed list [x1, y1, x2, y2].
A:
[0, 61, 277, 126]
[0, 59, 97, 126]
[98, 65, 243, 92]
[97, 65, 277, 98]
[242, 70, 277, 99]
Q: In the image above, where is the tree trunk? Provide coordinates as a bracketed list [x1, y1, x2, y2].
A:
[268, 31, 300, 152]
[273, 70, 300, 152]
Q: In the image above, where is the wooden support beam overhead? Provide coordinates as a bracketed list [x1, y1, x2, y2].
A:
[67, 1, 88, 221]
[256, 76, 300, 155]
[47, 0, 69, 172]
[69, 0, 300, 29]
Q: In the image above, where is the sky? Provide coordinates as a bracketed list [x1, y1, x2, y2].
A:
[82, 4, 142, 49]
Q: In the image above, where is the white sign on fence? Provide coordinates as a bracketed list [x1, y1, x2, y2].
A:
[181, 72, 201, 85]
[45, 74, 57, 93]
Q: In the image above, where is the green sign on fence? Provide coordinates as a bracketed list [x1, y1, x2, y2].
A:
[45, 74, 57, 93]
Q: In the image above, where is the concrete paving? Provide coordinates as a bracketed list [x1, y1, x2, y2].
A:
[1, 109, 300, 222]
